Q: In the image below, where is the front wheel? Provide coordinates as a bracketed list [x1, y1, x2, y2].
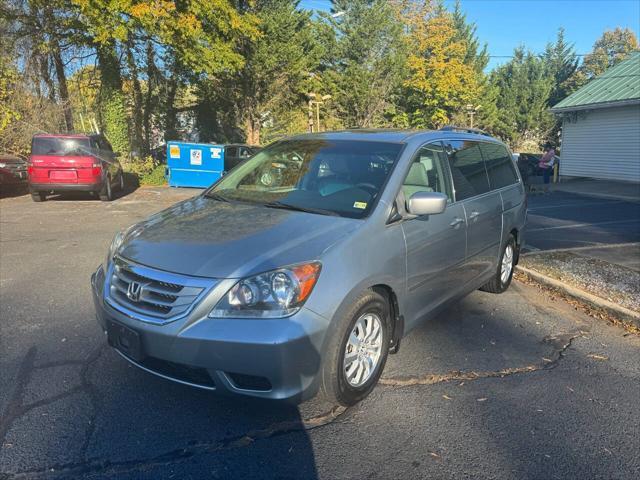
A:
[320, 290, 390, 406]
[480, 234, 516, 294]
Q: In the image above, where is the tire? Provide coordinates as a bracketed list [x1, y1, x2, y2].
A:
[99, 176, 113, 201]
[118, 172, 125, 191]
[320, 289, 390, 406]
[480, 234, 516, 294]
[31, 192, 46, 202]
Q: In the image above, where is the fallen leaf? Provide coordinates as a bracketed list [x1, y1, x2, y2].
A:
[429, 452, 440, 459]
[476, 397, 488, 402]
[587, 354, 609, 361]
[542, 357, 553, 363]
[442, 395, 452, 400]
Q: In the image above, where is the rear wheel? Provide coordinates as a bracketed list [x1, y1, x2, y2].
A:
[31, 192, 46, 202]
[99, 176, 113, 201]
[320, 290, 390, 406]
[480, 234, 516, 294]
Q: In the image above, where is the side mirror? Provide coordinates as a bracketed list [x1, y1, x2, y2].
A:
[408, 191, 448, 216]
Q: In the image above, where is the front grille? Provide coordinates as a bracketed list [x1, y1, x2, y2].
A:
[106, 256, 215, 323]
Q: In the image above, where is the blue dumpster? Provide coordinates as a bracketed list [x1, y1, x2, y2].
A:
[166, 141, 225, 188]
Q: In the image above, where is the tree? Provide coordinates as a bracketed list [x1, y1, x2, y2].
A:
[543, 28, 579, 107]
[490, 47, 554, 149]
[451, 0, 488, 75]
[580, 27, 639, 80]
[401, 3, 480, 128]
[324, 0, 407, 128]
[0, 23, 21, 136]
[203, 0, 323, 144]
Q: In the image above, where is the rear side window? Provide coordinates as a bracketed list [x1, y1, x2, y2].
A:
[481, 142, 519, 189]
[32, 137, 91, 156]
[444, 140, 490, 201]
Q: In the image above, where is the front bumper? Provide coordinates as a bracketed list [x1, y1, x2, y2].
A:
[91, 266, 329, 402]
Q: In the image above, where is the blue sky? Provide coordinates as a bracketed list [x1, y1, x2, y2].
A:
[299, 0, 640, 70]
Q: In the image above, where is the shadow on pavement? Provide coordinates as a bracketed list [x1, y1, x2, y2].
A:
[0, 184, 28, 199]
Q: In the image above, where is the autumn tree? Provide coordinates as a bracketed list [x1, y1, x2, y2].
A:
[580, 27, 639, 80]
[401, 2, 480, 128]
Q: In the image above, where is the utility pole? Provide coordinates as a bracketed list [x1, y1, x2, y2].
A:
[307, 93, 332, 132]
[465, 104, 481, 129]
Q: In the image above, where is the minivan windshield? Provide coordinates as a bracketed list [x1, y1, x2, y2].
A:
[205, 139, 403, 218]
[32, 137, 91, 156]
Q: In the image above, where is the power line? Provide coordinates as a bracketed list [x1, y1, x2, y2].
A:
[488, 51, 640, 58]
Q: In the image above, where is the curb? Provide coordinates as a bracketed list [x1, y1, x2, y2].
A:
[515, 265, 640, 328]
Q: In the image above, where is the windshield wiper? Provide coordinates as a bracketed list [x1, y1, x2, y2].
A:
[262, 201, 340, 217]
[203, 191, 230, 202]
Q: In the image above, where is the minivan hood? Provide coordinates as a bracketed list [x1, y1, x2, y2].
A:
[119, 196, 361, 278]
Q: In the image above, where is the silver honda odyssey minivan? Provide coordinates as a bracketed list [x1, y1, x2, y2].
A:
[91, 128, 526, 405]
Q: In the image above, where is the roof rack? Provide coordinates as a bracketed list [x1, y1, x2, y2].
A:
[439, 125, 490, 136]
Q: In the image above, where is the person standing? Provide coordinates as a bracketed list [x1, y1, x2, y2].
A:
[538, 142, 556, 193]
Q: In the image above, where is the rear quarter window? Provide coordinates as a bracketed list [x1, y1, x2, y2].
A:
[480, 142, 519, 189]
[445, 140, 491, 201]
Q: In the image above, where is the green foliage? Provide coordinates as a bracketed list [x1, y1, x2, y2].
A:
[2, 0, 637, 157]
[323, 0, 407, 128]
[198, 0, 323, 145]
[0, 42, 20, 134]
[124, 156, 166, 186]
[579, 27, 639, 80]
[543, 28, 579, 107]
[101, 91, 130, 156]
[490, 48, 554, 149]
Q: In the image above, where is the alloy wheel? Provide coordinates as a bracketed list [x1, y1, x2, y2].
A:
[343, 312, 383, 387]
[501, 244, 514, 284]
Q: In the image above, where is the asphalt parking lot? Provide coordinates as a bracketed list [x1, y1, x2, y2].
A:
[1, 187, 639, 479]
[525, 191, 640, 252]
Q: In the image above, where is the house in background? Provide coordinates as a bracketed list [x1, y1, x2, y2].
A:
[551, 52, 640, 183]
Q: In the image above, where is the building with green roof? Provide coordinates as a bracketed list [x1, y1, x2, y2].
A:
[551, 51, 639, 182]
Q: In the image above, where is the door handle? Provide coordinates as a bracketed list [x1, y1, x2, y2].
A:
[468, 211, 480, 221]
[450, 217, 464, 228]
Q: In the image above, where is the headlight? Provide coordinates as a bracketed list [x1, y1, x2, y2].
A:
[102, 228, 128, 272]
[209, 262, 321, 318]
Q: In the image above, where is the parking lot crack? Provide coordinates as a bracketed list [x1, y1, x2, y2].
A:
[2, 404, 347, 479]
[0, 347, 37, 446]
[379, 332, 579, 388]
[0, 344, 107, 458]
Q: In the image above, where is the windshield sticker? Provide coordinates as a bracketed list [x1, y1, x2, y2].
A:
[211, 147, 222, 158]
[353, 201, 367, 209]
[169, 144, 180, 159]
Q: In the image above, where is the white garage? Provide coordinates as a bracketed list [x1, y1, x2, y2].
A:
[551, 52, 640, 183]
